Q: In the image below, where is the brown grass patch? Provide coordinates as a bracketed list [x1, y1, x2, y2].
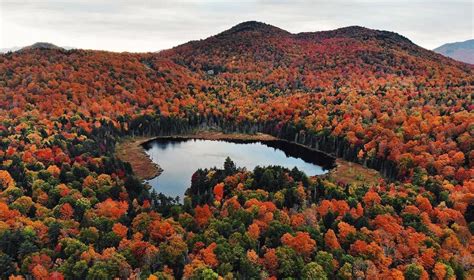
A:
[326, 159, 382, 187]
[115, 137, 162, 180]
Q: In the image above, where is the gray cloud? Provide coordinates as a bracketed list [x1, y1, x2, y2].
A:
[0, 0, 472, 52]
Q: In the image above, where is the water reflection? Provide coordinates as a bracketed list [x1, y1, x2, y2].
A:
[143, 138, 333, 199]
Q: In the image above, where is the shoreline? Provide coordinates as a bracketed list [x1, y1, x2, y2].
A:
[115, 136, 163, 181]
[115, 131, 280, 181]
[140, 131, 278, 145]
[116, 131, 381, 187]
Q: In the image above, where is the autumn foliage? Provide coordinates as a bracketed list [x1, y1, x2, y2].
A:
[0, 21, 472, 278]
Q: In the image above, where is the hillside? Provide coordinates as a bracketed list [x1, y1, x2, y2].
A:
[0, 22, 473, 279]
[1, 43, 72, 54]
[19, 42, 64, 51]
[434, 39, 474, 64]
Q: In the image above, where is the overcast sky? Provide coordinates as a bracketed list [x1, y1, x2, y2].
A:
[0, 0, 472, 52]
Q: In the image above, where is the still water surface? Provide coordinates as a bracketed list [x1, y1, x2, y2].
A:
[143, 138, 333, 199]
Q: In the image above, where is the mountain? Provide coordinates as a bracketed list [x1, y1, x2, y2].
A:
[217, 20, 291, 37]
[0, 21, 473, 279]
[434, 39, 474, 64]
[19, 42, 64, 51]
[0, 46, 22, 53]
[163, 21, 469, 95]
[0, 42, 73, 53]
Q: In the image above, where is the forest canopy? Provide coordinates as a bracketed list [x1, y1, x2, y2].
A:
[0, 22, 472, 279]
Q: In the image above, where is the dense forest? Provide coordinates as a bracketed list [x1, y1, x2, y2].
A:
[0, 21, 472, 279]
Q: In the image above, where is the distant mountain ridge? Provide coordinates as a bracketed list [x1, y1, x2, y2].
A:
[212, 21, 413, 45]
[217, 21, 291, 37]
[0, 42, 72, 53]
[20, 42, 64, 51]
[163, 21, 469, 82]
[434, 39, 474, 64]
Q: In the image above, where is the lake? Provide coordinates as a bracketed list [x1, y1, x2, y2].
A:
[143, 138, 335, 199]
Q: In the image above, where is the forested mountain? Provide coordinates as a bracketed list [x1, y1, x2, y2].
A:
[0, 43, 70, 54]
[434, 39, 474, 64]
[0, 21, 472, 279]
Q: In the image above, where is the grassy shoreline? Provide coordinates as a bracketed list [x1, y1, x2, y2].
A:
[115, 136, 163, 181]
[327, 159, 381, 187]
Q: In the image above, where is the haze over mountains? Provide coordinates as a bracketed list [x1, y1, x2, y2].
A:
[434, 39, 474, 64]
